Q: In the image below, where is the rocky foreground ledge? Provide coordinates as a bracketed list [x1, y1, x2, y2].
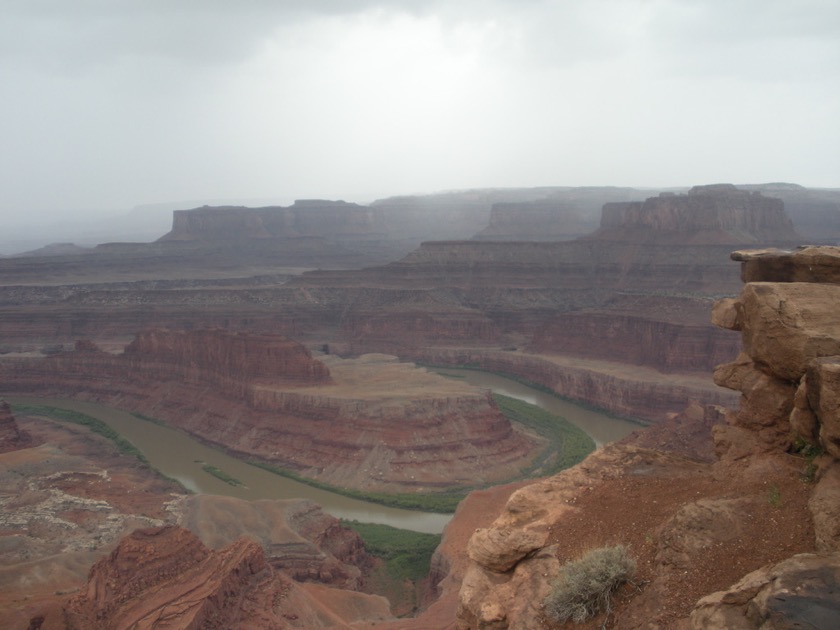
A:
[454, 245, 840, 629]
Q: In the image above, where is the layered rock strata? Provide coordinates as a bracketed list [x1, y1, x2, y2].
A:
[0, 184, 803, 425]
[62, 525, 393, 630]
[0, 330, 538, 492]
[0, 399, 32, 453]
[453, 245, 840, 629]
[593, 184, 800, 245]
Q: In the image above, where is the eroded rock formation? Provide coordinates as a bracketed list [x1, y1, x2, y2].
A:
[453, 245, 840, 629]
[593, 184, 800, 245]
[0, 399, 32, 453]
[63, 524, 393, 630]
[0, 331, 539, 493]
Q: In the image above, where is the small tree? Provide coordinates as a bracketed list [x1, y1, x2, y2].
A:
[544, 544, 636, 624]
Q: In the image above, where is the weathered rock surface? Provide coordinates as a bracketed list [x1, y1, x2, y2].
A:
[0, 398, 33, 453]
[453, 246, 840, 629]
[63, 524, 394, 630]
[174, 495, 372, 589]
[0, 332, 538, 493]
[690, 552, 840, 630]
[593, 184, 800, 245]
[0, 412, 401, 629]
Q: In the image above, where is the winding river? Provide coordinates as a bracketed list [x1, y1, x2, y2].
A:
[9, 371, 640, 534]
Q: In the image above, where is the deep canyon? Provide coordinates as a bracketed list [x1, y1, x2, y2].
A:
[2, 183, 840, 628]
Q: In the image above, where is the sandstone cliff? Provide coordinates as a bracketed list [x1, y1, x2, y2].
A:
[592, 184, 800, 245]
[63, 525, 393, 630]
[453, 245, 840, 629]
[0, 331, 539, 493]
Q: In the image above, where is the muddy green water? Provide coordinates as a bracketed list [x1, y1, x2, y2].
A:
[435, 369, 641, 447]
[9, 372, 638, 534]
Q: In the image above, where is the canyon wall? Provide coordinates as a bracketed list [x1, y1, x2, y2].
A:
[454, 245, 840, 629]
[0, 183, 803, 426]
[529, 296, 739, 373]
[0, 330, 539, 493]
[594, 184, 800, 245]
[0, 399, 32, 453]
[400, 347, 737, 423]
[62, 524, 393, 630]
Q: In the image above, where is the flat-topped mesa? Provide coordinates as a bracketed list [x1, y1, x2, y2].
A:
[158, 200, 383, 242]
[594, 184, 800, 245]
[0, 334, 538, 492]
[124, 328, 332, 392]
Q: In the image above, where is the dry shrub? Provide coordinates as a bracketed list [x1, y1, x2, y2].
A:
[544, 544, 636, 624]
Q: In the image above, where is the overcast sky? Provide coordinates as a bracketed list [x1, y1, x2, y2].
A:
[2, 0, 839, 228]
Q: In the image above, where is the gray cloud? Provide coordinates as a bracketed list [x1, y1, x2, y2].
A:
[1, 0, 838, 234]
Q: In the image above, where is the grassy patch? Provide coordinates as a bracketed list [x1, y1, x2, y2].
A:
[13, 404, 148, 463]
[343, 520, 441, 583]
[201, 464, 244, 487]
[493, 393, 595, 477]
[12, 404, 191, 492]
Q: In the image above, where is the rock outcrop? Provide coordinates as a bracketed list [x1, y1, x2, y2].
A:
[593, 184, 800, 245]
[174, 495, 373, 590]
[0, 331, 539, 493]
[63, 525, 393, 629]
[453, 245, 840, 629]
[0, 398, 32, 453]
[690, 552, 840, 629]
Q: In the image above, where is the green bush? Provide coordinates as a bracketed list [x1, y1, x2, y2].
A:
[544, 545, 636, 623]
[341, 521, 441, 583]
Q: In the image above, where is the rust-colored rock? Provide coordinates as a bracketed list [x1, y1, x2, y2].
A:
[454, 246, 840, 629]
[690, 552, 840, 629]
[0, 399, 32, 453]
[0, 333, 538, 493]
[63, 525, 394, 629]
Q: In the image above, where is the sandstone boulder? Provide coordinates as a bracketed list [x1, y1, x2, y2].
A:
[805, 356, 840, 458]
[809, 460, 840, 552]
[734, 245, 840, 284]
[690, 552, 840, 629]
[735, 283, 840, 382]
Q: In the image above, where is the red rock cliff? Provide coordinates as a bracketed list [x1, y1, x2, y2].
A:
[0, 332, 538, 493]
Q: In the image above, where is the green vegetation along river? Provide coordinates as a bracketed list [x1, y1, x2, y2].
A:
[9, 372, 638, 534]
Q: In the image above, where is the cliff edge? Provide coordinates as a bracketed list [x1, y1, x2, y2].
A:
[455, 245, 840, 629]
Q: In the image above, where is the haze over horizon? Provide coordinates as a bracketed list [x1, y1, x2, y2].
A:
[2, 0, 839, 244]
